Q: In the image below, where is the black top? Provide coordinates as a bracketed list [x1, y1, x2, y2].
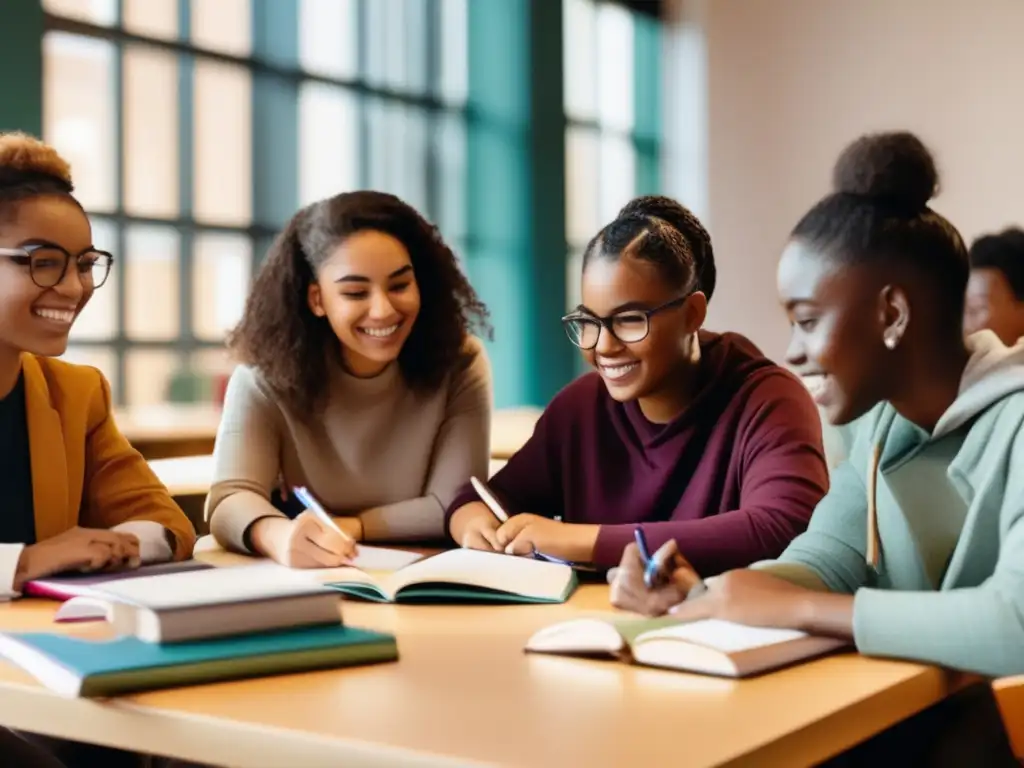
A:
[0, 373, 35, 545]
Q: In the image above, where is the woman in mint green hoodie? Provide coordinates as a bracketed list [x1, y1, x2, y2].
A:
[610, 131, 1022, 764]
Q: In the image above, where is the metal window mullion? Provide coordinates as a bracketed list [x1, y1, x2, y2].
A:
[113, 0, 127, 406]
[177, 0, 195, 369]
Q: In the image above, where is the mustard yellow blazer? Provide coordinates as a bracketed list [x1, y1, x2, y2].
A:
[21, 353, 196, 559]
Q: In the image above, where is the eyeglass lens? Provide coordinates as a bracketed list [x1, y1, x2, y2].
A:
[565, 312, 649, 348]
[29, 247, 111, 289]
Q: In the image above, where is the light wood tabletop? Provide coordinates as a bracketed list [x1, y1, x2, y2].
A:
[0, 546, 969, 768]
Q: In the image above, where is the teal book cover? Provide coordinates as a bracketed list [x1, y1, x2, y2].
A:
[0, 624, 398, 697]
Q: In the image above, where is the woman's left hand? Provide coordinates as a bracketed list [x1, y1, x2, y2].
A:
[495, 514, 599, 562]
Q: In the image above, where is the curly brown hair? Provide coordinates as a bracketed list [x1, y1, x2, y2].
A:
[229, 190, 490, 416]
[0, 132, 78, 222]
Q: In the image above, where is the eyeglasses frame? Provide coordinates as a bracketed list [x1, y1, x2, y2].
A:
[0, 243, 114, 290]
[561, 294, 691, 350]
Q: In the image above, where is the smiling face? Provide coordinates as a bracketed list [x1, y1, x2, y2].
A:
[0, 196, 94, 360]
[777, 239, 905, 425]
[307, 229, 421, 377]
[578, 254, 705, 415]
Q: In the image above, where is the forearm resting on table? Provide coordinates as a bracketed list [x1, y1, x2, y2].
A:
[751, 560, 854, 639]
[210, 490, 287, 555]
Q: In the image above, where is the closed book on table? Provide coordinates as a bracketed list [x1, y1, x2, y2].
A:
[0, 624, 398, 697]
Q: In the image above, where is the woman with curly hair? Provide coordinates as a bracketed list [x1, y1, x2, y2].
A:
[206, 191, 492, 567]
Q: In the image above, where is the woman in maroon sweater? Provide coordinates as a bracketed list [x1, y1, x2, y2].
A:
[446, 196, 829, 572]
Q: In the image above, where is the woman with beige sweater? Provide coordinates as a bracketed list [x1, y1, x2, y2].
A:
[207, 191, 492, 567]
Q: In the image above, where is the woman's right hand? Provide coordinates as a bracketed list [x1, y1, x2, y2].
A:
[249, 511, 358, 569]
[449, 502, 501, 551]
[14, 527, 141, 590]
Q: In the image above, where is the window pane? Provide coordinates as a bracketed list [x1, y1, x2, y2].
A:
[43, 0, 116, 26]
[299, 0, 358, 79]
[193, 59, 252, 226]
[596, 2, 635, 132]
[565, 126, 600, 247]
[367, 102, 429, 214]
[563, 0, 597, 121]
[70, 217, 118, 341]
[435, 114, 466, 242]
[62, 346, 119, 393]
[189, 347, 235, 404]
[123, 0, 178, 39]
[125, 225, 180, 340]
[43, 33, 116, 212]
[438, 0, 468, 104]
[298, 83, 359, 206]
[124, 45, 179, 218]
[192, 233, 251, 340]
[126, 350, 179, 407]
[402, 0, 429, 94]
[598, 133, 637, 223]
[363, 0, 392, 88]
[190, 0, 252, 56]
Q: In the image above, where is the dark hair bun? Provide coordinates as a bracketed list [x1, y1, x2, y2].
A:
[832, 131, 937, 211]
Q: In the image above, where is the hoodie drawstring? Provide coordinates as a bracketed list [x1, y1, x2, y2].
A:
[866, 443, 881, 570]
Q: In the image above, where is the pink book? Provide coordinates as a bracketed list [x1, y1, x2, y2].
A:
[25, 561, 213, 602]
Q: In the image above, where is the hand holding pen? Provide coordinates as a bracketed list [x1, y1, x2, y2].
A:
[607, 530, 706, 617]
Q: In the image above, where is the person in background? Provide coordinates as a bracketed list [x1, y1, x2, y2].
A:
[610, 132, 1021, 766]
[0, 133, 196, 764]
[964, 226, 1024, 345]
[207, 191, 492, 567]
[446, 195, 829, 571]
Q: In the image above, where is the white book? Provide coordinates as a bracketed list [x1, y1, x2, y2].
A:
[526, 616, 848, 678]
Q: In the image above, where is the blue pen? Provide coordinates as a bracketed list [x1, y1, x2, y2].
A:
[634, 527, 659, 589]
[293, 486, 352, 541]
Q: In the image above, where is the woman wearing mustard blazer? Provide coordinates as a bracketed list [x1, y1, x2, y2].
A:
[0, 133, 196, 766]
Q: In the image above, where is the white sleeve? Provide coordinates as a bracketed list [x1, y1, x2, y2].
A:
[0, 543, 25, 601]
[111, 520, 173, 564]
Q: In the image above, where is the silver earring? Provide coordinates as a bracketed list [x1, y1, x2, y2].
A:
[884, 334, 898, 350]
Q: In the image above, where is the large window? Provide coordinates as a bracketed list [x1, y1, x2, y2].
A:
[562, 0, 659, 314]
[43, 0, 467, 407]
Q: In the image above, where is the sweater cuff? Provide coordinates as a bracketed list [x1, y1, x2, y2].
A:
[210, 501, 286, 554]
[0, 543, 24, 601]
[111, 520, 173, 564]
[444, 483, 481, 526]
[592, 525, 632, 568]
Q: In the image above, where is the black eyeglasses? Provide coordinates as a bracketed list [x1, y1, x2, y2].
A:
[561, 296, 689, 350]
[0, 243, 114, 290]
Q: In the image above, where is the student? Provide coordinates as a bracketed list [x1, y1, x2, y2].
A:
[964, 226, 1024, 345]
[446, 196, 829, 570]
[0, 134, 197, 764]
[610, 132, 1020, 764]
[207, 191, 492, 566]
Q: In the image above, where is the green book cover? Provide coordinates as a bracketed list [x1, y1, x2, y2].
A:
[0, 624, 398, 698]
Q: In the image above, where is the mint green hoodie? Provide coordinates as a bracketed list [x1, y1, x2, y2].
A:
[756, 331, 1024, 677]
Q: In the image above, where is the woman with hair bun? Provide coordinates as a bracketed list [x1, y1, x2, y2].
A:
[0, 133, 195, 764]
[206, 191, 492, 566]
[612, 132, 1021, 764]
[447, 195, 828, 571]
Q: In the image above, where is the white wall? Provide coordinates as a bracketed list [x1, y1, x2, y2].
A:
[662, 0, 1024, 361]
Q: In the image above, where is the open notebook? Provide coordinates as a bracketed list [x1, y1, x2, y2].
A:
[316, 548, 578, 604]
[525, 616, 848, 678]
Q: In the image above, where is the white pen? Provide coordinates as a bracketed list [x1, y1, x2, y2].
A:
[293, 486, 353, 541]
[470, 476, 509, 523]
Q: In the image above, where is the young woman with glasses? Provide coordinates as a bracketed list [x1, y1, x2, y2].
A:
[0, 134, 196, 766]
[445, 196, 829, 571]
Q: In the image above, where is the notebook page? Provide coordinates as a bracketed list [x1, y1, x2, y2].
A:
[350, 546, 423, 572]
[93, 562, 332, 609]
[642, 619, 807, 653]
[386, 549, 572, 599]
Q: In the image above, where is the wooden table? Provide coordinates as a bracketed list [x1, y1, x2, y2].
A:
[0, 550, 968, 767]
[115, 404, 222, 460]
[150, 456, 510, 499]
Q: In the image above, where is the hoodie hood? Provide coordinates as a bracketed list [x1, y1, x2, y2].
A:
[933, 330, 1024, 437]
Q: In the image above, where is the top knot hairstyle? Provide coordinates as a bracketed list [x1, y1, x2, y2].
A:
[229, 190, 490, 417]
[0, 132, 77, 222]
[793, 131, 968, 325]
[617, 195, 716, 300]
